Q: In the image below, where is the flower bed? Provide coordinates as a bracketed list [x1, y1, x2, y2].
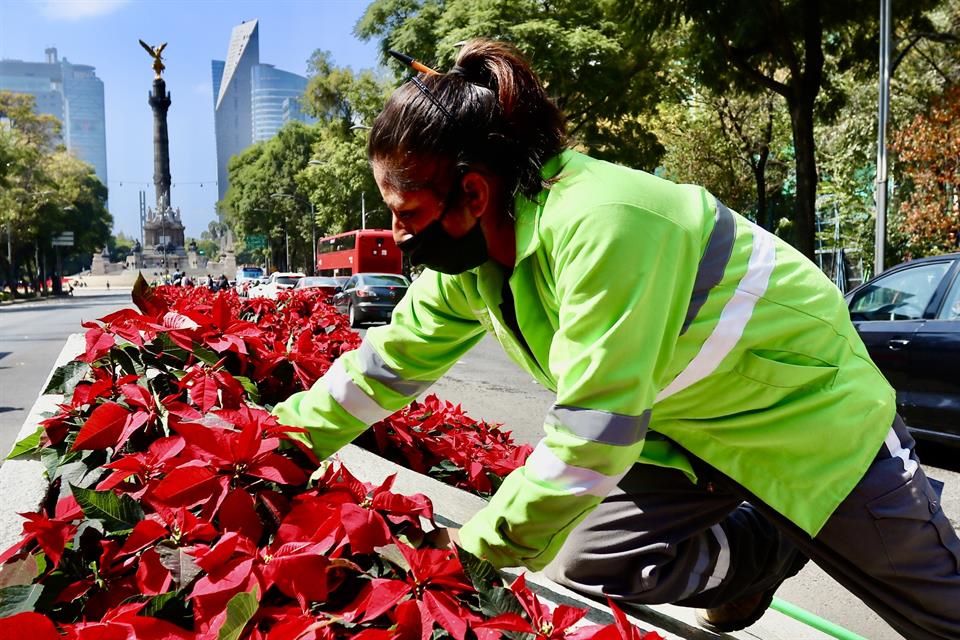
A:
[0, 278, 661, 639]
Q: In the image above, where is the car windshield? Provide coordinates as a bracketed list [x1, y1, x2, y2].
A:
[360, 275, 408, 287]
[275, 276, 302, 286]
[301, 277, 338, 287]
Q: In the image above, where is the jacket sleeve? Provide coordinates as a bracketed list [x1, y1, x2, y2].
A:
[272, 270, 486, 458]
[458, 202, 700, 569]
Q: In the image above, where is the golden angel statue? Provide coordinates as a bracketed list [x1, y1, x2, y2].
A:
[139, 39, 168, 79]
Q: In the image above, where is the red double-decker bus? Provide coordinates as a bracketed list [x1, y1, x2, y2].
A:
[316, 229, 402, 276]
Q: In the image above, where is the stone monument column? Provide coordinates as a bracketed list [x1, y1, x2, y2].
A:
[148, 78, 172, 211]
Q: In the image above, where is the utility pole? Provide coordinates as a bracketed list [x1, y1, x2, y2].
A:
[874, 0, 892, 277]
[361, 192, 366, 230]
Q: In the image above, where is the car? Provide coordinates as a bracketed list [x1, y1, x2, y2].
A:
[247, 272, 305, 299]
[332, 272, 411, 328]
[845, 252, 960, 446]
[293, 276, 341, 302]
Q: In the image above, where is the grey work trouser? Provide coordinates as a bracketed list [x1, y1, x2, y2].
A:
[544, 416, 960, 640]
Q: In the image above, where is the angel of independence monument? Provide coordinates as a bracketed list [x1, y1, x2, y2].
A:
[134, 40, 187, 269]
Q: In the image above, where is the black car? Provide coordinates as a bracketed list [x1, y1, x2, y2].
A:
[846, 252, 960, 445]
[332, 273, 410, 328]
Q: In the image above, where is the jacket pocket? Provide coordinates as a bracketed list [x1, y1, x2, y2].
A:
[866, 476, 960, 575]
[734, 350, 838, 390]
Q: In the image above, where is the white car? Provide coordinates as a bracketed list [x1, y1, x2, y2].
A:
[246, 272, 305, 299]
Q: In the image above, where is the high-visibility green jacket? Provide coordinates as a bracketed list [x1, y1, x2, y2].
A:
[273, 150, 895, 571]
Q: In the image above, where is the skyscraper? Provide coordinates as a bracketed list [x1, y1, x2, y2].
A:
[0, 48, 107, 186]
[212, 19, 259, 202]
[211, 20, 315, 202]
[251, 64, 309, 143]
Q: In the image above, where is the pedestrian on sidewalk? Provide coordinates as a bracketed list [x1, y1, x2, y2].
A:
[272, 39, 960, 639]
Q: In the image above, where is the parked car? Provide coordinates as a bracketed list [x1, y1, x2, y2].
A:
[845, 252, 960, 446]
[293, 276, 341, 302]
[332, 272, 410, 327]
[247, 272, 305, 299]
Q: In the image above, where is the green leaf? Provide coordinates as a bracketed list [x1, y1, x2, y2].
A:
[6, 427, 43, 460]
[69, 484, 144, 532]
[456, 545, 500, 592]
[478, 585, 528, 623]
[157, 544, 202, 590]
[193, 345, 220, 366]
[143, 591, 184, 618]
[0, 584, 44, 617]
[43, 360, 90, 395]
[234, 376, 259, 403]
[218, 586, 259, 640]
[111, 345, 141, 377]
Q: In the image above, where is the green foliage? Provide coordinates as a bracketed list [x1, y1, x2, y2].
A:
[69, 484, 145, 534]
[0, 91, 112, 291]
[356, 0, 667, 169]
[221, 53, 395, 272]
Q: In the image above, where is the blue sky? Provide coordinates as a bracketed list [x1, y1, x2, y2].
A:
[0, 0, 381, 239]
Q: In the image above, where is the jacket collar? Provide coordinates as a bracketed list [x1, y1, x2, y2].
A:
[512, 150, 572, 266]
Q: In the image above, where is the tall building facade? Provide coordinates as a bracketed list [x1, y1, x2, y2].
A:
[251, 64, 309, 142]
[0, 48, 107, 186]
[211, 19, 314, 201]
[212, 20, 259, 201]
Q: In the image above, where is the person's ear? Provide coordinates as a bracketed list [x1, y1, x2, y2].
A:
[459, 171, 496, 219]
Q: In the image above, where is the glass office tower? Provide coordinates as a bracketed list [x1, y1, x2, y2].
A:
[0, 48, 107, 186]
[251, 64, 308, 142]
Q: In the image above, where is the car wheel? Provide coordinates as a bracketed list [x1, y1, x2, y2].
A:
[348, 303, 361, 328]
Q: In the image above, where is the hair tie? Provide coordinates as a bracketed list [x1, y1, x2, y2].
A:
[449, 65, 468, 78]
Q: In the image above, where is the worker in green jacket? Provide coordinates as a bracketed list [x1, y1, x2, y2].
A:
[273, 39, 960, 637]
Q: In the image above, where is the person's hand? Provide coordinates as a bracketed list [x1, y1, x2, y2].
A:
[427, 526, 461, 550]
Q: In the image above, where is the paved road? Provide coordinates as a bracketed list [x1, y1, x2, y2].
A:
[0, 290, 132, 459]
[429, 334, 960, 640]
[2, 296, 956, 639]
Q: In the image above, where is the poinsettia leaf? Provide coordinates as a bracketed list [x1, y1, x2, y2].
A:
[0, 611, 59, 639]
[148, 464, 221, 507]
[156, 543, 202, 591]
[43, 360, 90, 395]
[456, 546, 501, 594]
[0, 555, 39, 589]
[423, 590, 471, 640]
[142, 590, 182, 618]
[132, 272, 162, 315]
[217, 586, 259, 640]
[120, 518, 168, 556]
[6, 427, 43, 460]
[193, 344, 221, 366]
[0, 583, 44, 617]
[233, 376, 259, 403]
[477, 586, 527, 622]
[111, 345, 141, 377]
[70, 484, 144, 532]
[71, 402, 130, 451]
[361, 579, 412, 622]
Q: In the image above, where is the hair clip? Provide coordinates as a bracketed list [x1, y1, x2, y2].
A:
[387, 49, 454, 120]
[408, 75, 454, 120]
[387, 49, 440, 75]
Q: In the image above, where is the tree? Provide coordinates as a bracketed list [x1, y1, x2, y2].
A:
[356, 0, 667, 169]
[815, 0, 958, 271]
[0, 91, 110, 294]
[891, 84, 960, 256]
[656, 88, 792, 230]
[221, 122, 321, 272]
[631, 0, 941, 260]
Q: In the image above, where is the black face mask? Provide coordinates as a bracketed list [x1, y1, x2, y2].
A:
[397, 210, 489, 275]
